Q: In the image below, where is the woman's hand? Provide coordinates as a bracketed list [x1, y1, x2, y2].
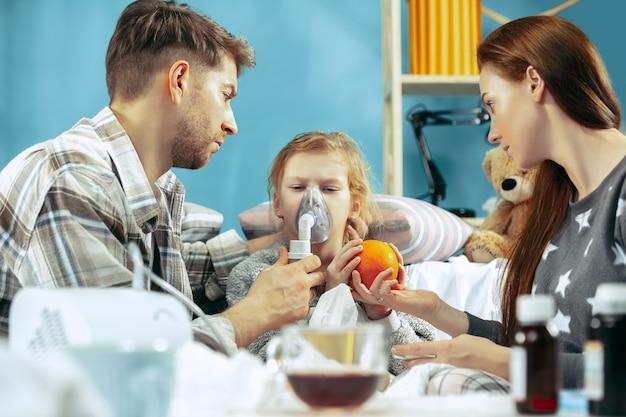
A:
[352, 264, 469, 336]
[391, 335, 512, 380]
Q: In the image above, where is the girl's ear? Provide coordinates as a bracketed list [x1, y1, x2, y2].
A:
[351, 199, 362, 218]
[272, 192, 281, 218]
[350, 199, 364, 233]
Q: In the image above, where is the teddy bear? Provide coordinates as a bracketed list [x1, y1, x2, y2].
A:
[464, 146, 537, 263]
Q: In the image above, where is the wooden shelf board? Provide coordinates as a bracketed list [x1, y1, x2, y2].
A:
[400, 74, 480, 96]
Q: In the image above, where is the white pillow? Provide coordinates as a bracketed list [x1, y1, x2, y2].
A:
[238, 194, 475, 264]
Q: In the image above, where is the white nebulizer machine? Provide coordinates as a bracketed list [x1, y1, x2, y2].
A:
[9, 243, 197, 356]
[288, 186, 332, 262]
[7, 243, 235, 417]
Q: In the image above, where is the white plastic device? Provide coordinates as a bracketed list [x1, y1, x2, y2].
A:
[9, 287, 193, 356]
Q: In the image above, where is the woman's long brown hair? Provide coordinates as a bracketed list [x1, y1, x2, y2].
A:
[477, 15, 621, 345]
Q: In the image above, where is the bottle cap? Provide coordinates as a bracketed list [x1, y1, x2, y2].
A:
[595, 282, 626, 314]
[516, 294, 555, 324]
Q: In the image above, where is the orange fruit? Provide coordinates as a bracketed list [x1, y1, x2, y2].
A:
[352, 239, 399, 290]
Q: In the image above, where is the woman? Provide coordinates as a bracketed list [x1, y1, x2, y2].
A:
[226, 131, 436, 376]
[355, 15, 626, 390]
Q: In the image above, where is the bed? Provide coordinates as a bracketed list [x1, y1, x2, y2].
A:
[182, 194, 504, 337]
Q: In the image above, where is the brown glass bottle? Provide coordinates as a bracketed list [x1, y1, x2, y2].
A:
[510, 295, 559, 414]
[585, 283, 626, 416]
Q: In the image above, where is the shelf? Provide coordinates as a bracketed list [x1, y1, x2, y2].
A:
[381, 0, 481, 195]
[401, 74, 480, 96]
[383, 75, 480, 100]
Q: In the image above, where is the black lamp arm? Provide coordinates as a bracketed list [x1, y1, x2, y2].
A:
[415, 125, 446, 204]
[407, 107, 490, 206]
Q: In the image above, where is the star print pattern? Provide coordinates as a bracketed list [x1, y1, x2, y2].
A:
[617, 198, 626, 218]
[587, 296, 600, 316]
[612, 243, 626, 266]
[530, 158, 626, 388]
[542, 243, 558, 261]
[553, 309, 571, 334]
[575, 209, 592, 232]
[555, 271, 571, 298]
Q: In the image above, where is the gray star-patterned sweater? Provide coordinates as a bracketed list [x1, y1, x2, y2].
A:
[468, 156, 626, 389]
[226, 241, 438, 376]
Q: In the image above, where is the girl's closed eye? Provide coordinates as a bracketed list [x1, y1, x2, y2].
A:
[321, 185, 340, 193]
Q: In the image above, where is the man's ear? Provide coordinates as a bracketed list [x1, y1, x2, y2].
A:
[526, 65, 545, 102]
[168, 60, 190, 104]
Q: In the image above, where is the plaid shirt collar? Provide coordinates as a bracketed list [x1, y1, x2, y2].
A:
[92, 107, 182, 234]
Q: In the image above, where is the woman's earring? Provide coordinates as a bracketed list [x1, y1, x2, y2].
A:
[275, 210, 283, 219]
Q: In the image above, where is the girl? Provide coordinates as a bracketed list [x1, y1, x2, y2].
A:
[226, 131, 436, 376]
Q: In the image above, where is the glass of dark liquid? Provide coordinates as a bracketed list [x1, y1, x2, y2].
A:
[266, 323, 388, 411]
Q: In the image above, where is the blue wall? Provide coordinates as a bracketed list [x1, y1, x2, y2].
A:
[1, 0, 625, 235]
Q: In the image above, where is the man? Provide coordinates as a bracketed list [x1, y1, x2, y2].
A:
[0, 0, 324, 355]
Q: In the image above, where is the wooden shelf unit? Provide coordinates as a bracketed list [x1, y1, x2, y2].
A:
[381, 0, 480, 195]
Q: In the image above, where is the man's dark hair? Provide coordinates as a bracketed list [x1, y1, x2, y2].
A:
[105, 0, 255, 101]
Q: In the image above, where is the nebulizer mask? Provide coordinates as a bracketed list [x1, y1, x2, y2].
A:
[288, 186, 332, 262]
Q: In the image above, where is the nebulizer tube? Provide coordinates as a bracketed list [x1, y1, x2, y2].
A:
[288, 186, 332, 263]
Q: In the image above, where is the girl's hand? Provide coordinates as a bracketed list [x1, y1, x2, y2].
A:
[350, 268, 397, 320]
[351, 267, 443, 324]
[350, 240, 407, 298]
[388, 242, 406, 287]
[325, 225, 363, 291]
[350, 267, 399, 304]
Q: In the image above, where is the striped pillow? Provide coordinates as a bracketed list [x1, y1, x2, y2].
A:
[238, 195, 474, 264]
[181, 202, 224, 242]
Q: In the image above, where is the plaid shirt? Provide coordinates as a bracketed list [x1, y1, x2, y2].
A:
[0, 107, 248, 335]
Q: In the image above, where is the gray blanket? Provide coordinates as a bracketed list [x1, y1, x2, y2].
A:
[226, 241, 438, 375]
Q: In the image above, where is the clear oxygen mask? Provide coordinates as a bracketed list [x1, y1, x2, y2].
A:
[288, 186, 333, 262]
[296, 186, 332, 243]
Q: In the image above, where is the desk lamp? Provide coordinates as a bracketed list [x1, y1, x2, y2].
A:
[407, 106, 490, 216]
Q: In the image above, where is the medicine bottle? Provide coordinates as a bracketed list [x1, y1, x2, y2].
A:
[510, 294, 559, 414]
[584, 282, 626, 417]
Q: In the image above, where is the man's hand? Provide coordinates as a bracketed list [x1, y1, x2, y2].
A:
[222, 246, 324, 348]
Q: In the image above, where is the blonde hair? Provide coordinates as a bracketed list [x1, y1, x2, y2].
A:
[267, 131, 381, 242]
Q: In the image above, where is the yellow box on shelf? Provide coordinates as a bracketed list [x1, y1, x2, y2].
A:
[408, 0, 481, 76]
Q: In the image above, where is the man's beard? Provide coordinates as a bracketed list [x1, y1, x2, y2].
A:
[171, 114, 216, 170]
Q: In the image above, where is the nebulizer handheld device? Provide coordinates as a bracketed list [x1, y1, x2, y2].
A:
[288, 186, 332, 262]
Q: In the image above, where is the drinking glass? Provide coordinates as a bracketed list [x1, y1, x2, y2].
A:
[266, 323, 388, 411]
